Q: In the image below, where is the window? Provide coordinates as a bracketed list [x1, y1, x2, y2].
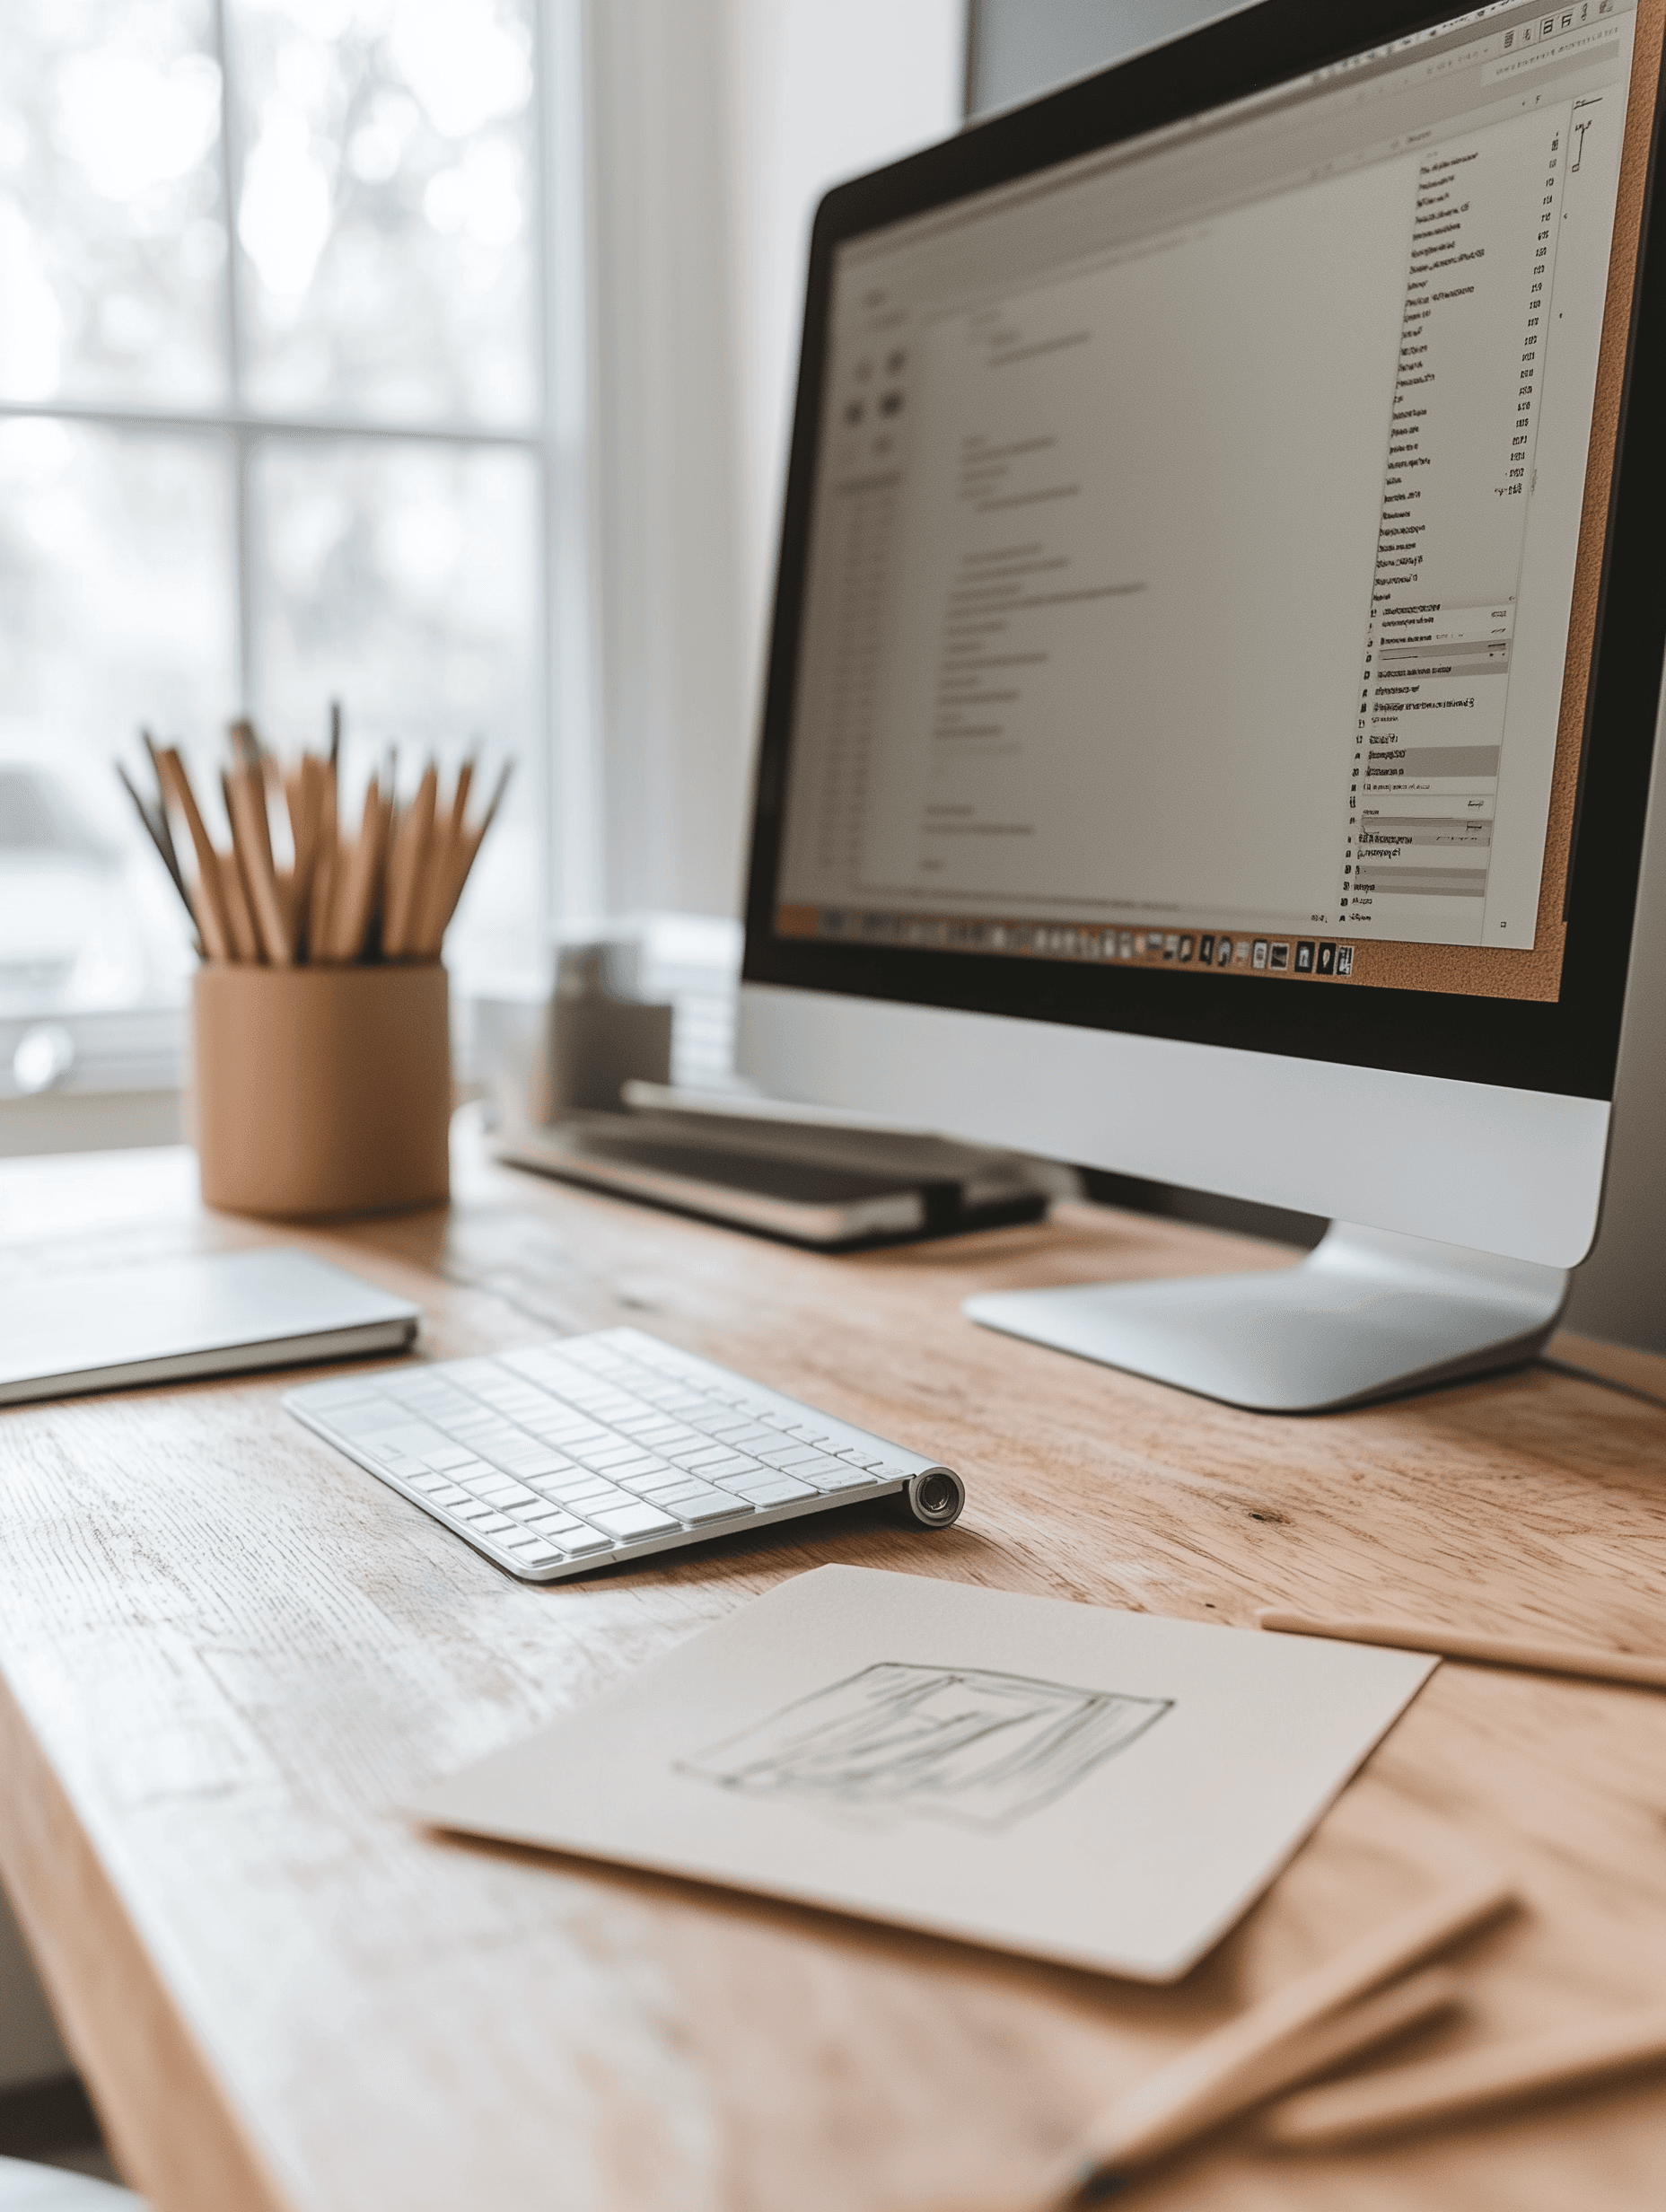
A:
[0, 0, 963, 1145]
[0, 0, 548, 1120]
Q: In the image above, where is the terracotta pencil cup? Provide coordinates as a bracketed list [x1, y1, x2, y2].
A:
[191, 963, 452, 1219]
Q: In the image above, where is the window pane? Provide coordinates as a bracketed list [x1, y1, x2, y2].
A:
[0, 1, 228, 407]
[248, 434, 540, 979]
[0, 419, 236, 1013]
[229, 0, 538, 427]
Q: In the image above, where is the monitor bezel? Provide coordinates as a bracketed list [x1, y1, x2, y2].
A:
[740, 0, 1666, 1105]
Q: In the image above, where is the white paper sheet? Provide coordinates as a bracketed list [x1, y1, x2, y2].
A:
[408, 1567, 1436, 1981]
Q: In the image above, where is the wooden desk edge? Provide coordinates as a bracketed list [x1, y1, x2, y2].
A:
[0, 1669, 290, 2212]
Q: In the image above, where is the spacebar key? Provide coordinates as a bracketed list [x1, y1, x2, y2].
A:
[583, 1501, 681, 1540]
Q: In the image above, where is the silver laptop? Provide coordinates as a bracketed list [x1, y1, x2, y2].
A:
[0, 1248, 419, 1406]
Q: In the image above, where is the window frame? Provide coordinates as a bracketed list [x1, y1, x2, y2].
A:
[0, 0, 595, 1145]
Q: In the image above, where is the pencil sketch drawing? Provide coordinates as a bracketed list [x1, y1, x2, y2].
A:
[677, 1663, 1172, 1832]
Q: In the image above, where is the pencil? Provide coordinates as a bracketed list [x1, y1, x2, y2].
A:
[326, 777, 388, 963]
[937, 1874, 1516, 2209]
[285, 754, 325, 953]
[139, 731, 184, 888]
[924, 1974, 1466, 2212]
[224, 766, 291, 965]
[1257, 1611, 1666, 1692]
[1263, 2002, 1666, 2148]
[115, 759, 193, 920]
[308, 756, 338, 960]
[153, 750, 233, 963]
[425, 759, 512, 952]
[1213, 1965, 1463, 2114]
[215, 839, 262, 963]
[384, 760, 437, 956]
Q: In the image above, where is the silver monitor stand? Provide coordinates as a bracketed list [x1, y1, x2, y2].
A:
[964, 1224, 1569, 1413]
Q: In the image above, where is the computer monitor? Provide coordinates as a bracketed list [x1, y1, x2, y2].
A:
[738, 0, 1666, 1410]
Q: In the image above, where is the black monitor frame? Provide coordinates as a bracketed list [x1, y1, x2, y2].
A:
[741, 0, 1666, 1105]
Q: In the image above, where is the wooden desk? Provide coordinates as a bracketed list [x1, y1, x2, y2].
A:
[3, 1129, 1665, 2212]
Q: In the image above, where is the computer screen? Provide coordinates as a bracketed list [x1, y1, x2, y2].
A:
[747, 0, 1666, 1100]
[740, 0, 1666, 1390]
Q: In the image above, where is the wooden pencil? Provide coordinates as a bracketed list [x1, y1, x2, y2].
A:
[424, 759, 513, 953]
[286, 754, 326, 953]
[215, 841, 262, 963]
[1263, 2002, 1666, 2148]
[384, 761, 437, 956]
[1214, 1966, 1463, 2115]
[224, 766, 290, 965]
[326, 778, 387, 963]
[1257, 1611, 1666, 1692]
[307, 757, 338, 960]
[153, 750, 233, 963]
[139, 731, 184, 889]
[116, 759, 193, 920]
[933, 1875, 1515, 2210]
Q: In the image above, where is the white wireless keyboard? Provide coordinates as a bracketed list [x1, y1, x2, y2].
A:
[285, 1326, 965, 1583]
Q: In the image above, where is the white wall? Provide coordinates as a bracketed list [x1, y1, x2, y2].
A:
[581, 0, 961, 922]
[723, 0, 965, 724]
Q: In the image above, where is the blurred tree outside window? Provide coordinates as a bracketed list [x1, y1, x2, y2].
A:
[0, 0, 544, 1080]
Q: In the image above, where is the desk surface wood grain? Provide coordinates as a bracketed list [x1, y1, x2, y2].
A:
[2, 1128, 1664, 2212]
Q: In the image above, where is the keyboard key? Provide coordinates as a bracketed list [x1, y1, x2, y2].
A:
[471, 1514, 517, 1536]
[322, 1400, 399, 1434]
[507, 1541, 561, 1565]
[673, 1490, 756, 1524]
[794, 1453, 861, 1482]
[555, 1527, 618, 1555]
[416, 1444, 474, 1472]
[367, 1447, 425, 1474]
[589, 1454, 665, 1481]
[569, 1444, 645, 1473]
[735, 1477, 818, 1505]
[533, 1477, 606, 1513]
[803, 1463, 878, 1492]
[582, 1500, 680, 1540]
[613, 1462, 680, 1488]
[296, 1380, 384, 1411]
[750, 1443, 818, 1471]
[688, 1453, 761, 1479]
[369, 1421, 446, 1453]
